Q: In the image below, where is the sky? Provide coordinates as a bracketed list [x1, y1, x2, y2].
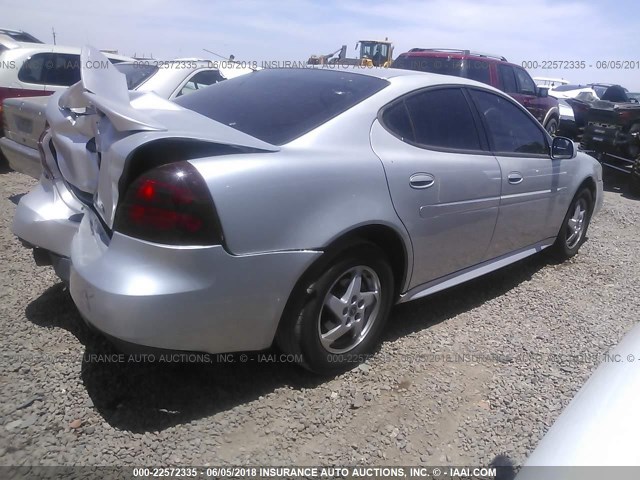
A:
[4, 0, 640, 90]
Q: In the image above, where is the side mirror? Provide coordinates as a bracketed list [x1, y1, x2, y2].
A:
[551, 136, 575, 159]
[537, 86, 549, 98]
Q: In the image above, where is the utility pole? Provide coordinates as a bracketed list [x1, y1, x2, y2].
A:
[51, 27, 57, 45]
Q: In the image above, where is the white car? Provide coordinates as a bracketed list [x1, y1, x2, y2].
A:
[0, 28, 43, 46]
[0, 41, 132, 112]
[1, 58, 254, 178]
[548, 84, 599, 101]
[113, 59, 254, 99]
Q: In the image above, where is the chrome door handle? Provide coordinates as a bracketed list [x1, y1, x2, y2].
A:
[507, 172, 523, 185]
[410, 173, 435, 189]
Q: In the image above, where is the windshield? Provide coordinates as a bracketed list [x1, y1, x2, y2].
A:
[114, 63, 159, 90]
[591, 85, 609, 98]
[174, 68, 388, 145]
[0, 30, 42, 43]
[553, 84, 585, 92]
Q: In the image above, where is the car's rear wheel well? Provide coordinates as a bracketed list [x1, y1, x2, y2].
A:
[275, 225, 408, 354]
[326, 225, 408, 298]
[296, 225, 408, 302]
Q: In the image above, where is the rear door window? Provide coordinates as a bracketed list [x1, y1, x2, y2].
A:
[469, 89, 547, 155]
[514, 67, 537, 95]
[384, 88, 482, 151]
[498, 64, 517, 93]
[466, 60, 491, 85]
[381, 101, 414, 142]
[18, 53, 50, 84]
[45, 53, 81, 86]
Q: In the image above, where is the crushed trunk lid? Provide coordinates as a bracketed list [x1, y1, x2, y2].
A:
[47, 46, 278, 228]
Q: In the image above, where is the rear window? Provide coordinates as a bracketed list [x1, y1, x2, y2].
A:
[18, 53, 48, 84]
[591, 85, 609, 98]
[393, 56, 465, 77]
[391, 56, 490, 85]
[115, 63, 159, 89]
[553, 84, 584, 92]
[466, 60, 491, 84]
[9, 33, 41, 43]
[18, 53, 124, 87]
[175, 68, 388, 145]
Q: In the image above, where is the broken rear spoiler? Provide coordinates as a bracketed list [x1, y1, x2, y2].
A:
[48, 45, 278, 152]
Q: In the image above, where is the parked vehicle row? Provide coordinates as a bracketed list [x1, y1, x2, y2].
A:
[0, 28, 42, 45]
[0, 38, 253, 177]
[553, 84, 640, 188]
[548, 83, 636, 141]
[3, 43, 561, 179]
[11, 46, 603, 373]
[0, 41, 132, 121]
[391, 48, 560, 136]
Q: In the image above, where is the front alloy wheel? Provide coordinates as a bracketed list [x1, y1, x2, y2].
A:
[565, 198, 588, 249]
[551, 188, 593, 260]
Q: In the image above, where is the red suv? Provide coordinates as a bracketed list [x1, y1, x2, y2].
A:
[392, 49, 560, 135]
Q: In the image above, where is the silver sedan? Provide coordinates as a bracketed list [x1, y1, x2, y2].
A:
[13, 47, 603, 374]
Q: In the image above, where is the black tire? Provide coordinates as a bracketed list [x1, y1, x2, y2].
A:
[277, 243, 394, 375]
[551, 188, 593, 261]
[545, 117, 558, 136]
[630, 155, 640, 197]
[627, 123, 640, 159]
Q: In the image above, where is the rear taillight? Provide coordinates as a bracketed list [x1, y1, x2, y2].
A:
[114, 161, 223, 246]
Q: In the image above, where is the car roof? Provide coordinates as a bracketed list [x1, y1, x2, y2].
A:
[1, 43, 133, 61]
[308, 65, 438, 79]
[263, 66, 506, 96]
[321, 64, 490, 84]
[398, 48, 509, 63]
[0, 28, 42, 43]
[117, 59, 213, 67]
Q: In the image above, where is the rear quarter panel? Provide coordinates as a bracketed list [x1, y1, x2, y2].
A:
[191, 145, 408, 256]
[190, 88, 412, 259]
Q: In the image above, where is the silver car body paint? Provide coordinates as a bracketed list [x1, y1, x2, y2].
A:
[69, 213, 321, 352]
[13, 46, 604, 354]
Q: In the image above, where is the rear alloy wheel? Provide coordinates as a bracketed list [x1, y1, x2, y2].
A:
[551, 188, 593, 260]
[277, 244, 394, 375]
[545, 117, 558, 136]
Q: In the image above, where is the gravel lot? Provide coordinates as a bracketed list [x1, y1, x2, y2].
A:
[1, 165, 639, 468]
